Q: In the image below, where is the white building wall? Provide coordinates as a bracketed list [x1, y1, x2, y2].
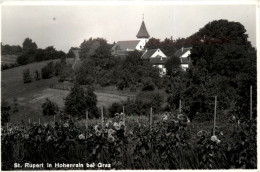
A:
[135, 39, 146, 50]
[181, 64, 189, 71]
[151, 49, 167, 58]
[181, 50, 191, 58]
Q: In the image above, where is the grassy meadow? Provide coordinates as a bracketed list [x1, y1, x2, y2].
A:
[0, 54, 18, 64]
[1, 58, 134, 124]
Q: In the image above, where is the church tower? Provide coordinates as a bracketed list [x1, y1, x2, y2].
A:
[136, 15, 150, 45]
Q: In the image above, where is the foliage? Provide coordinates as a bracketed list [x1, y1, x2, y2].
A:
[2, 112, 256, 170]
[17, 51, 35, 65]
[1, 63, 19, 71]
[1, 100, 11, 126]
[135, 91, 165, 115]
[117, 51, 160, 90]
[17, 38, 66, 65]
[64, 84, 98, 119]
[164, 55, 182, 77]
[164, 20, 257, 121]
[108, 102, 123, 118]
[75, 59, 95, 85]
[41, 62, 55, 79]
[22, 38, 38, 52]
[23, 68, 32, 83]
[165, 73, 187, 112]
[41, 98, 59, 116]
[1, 44, 22, 55]
[34, 70, 41, 81]
[142, 77, 155, 91]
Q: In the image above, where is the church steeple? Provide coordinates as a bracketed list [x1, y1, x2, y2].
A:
[136, 15, 150, 39]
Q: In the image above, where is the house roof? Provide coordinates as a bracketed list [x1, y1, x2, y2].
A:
[174, 47, 192, 58]
[112, 40, 140, 51]
[141, 49, 158, 59]
[180, 57, 191, 64]
[136, 21, 150, 38]
[149, 56, 169, 64]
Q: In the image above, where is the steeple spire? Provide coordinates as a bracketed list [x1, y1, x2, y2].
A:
[136, 15, 150, 39]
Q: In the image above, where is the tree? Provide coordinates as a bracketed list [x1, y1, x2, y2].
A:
[64, 84, 98, 119]
[183, 20, 256, 121]
[75, 59, 95, 85]
[42, 98, 59, 116]
[1, 100, 11, 126]
[23, 68, 32, 83]
[22, 38, 37, 52]
[145, 37, 161, 49]
[165, 55, 182, 77]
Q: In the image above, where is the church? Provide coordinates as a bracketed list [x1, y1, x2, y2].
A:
[111, 18, 168, 75]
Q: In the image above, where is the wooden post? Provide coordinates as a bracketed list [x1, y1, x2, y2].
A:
[179, 100, 182, 113]
[213, 96, 217, 136]
[122, 106, 126, 126]
[250, 85, 252, 120]
[86, 111, 88, 131]
[101, 107, 104, 136]
[150, 107, 153, 131]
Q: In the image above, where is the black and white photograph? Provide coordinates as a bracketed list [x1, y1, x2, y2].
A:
[0, 1, 258, 170]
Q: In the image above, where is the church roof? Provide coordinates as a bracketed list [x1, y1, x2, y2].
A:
[136, 21, 150, 39]
[112, 40, 141, 51]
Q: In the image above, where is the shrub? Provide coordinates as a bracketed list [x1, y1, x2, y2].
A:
[42, 98, 59, 116]
[135, 90, 165, 115]
[34, 70, 41, 81]
[1, 100, 11, 125]
[108, 102, 123, 118]
[64, 84, 98, 119]
[142, 77, 155, 91]
[23, 68, 32, 83]
[1, 63, 19, 71]
[41, 62, 55, 79]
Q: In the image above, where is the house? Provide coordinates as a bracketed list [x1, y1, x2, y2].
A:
[111, 19, 150, 57]
[174, 47, 192, 71]
[141, 48, 168, 76]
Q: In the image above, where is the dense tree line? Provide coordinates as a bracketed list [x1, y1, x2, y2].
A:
[1, 44, 22, 55]
[166, 20, 257, 121]
[16, 38, 67, 65]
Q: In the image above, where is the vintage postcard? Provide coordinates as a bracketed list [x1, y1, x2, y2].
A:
[0, 0, 258, 170]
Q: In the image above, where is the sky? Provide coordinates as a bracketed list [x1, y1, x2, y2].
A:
[1, 3, 257, 52]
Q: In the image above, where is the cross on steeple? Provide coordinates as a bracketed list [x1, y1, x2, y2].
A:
[142, 14, 144, 21]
